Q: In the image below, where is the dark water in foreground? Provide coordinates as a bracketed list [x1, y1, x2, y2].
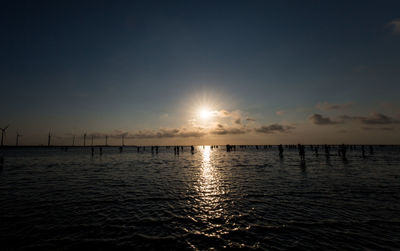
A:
[0, 146, 399, 250]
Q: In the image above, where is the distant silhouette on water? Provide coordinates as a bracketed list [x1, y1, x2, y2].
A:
[191, 145, 194, 154]
[15, 131, 22, 146]
[0, 125, 10, 147]
[298, 144, 305, 162]
[278, 144, 283, 158]
[369, 145, 374, 155]
[340, 144, 347, 160]
[47, 132, 52, 147]
[362, 145, 366, 158]
[324, 144, 330, 158]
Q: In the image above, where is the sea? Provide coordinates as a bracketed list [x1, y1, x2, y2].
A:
[0, 145, 399, 250]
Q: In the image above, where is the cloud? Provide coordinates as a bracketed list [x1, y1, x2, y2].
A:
[245, 117, 256, 122]
[131, 127, 207, 139]
[340, 112, 399, 125]
[210, 124, 247, 135]
[316, 102, 352, 111]
[362, 127, 395, 131]
[234, 118, 241, 124]
[387, 18, 400, 34]
[309, 113, 340, 125]
[254, 123, 294, 134]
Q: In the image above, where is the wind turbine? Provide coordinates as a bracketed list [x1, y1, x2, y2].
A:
[72, 135, 75, 146]
[16, 131, 22, 146]
[47, 131, 52, 147]
[105, 135, 108, 146]
[0, 125, 9, 147]
[83, 133, 87, 147]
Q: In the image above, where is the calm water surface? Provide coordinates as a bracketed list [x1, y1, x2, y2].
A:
[1, 146, 399, 250]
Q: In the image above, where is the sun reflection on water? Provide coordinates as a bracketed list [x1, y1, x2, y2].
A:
[194, 146, 227, 231]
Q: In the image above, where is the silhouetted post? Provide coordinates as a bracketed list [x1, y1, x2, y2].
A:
[324, 144, 330, 158]
[156, 146, 159, 154]
[315, 146, 319, 157]
[341, 144, 347, 160]
[191, 145, 194, 154]
[119, 146, 123, 153]
[278, 144, 283, 158]
[369, 145, 374, 155]
[91, 147, 94, 156]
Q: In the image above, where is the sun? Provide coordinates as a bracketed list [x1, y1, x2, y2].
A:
[199, 107, 213, 120]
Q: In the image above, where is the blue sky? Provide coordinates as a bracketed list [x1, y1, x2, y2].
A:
[1, 0, 400, 145]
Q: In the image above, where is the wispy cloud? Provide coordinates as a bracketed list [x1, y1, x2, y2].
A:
[340, 112, 399, 125]
[309, 113, 340, 125]
[316, 102, 352, 111]
[132, 128, 207, 138]
[387, 18, 400, 34]
[254, 123, 294, 134]
[245, 117, 256, 122]
[362, 127, 395, 131]
[210, 124, 247, 135]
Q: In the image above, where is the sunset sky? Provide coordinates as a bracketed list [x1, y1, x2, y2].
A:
[1, 0, 400, 145]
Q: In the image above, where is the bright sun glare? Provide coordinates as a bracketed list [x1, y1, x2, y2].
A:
[199, 108, 212, 120]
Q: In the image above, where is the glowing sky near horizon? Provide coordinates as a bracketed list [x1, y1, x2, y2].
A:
[1, 0, 400, 145]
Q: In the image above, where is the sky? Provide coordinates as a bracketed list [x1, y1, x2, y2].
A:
[1, 0, 400, 145]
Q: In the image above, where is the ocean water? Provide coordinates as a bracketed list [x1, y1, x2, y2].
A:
[0, 145, 399, 250]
